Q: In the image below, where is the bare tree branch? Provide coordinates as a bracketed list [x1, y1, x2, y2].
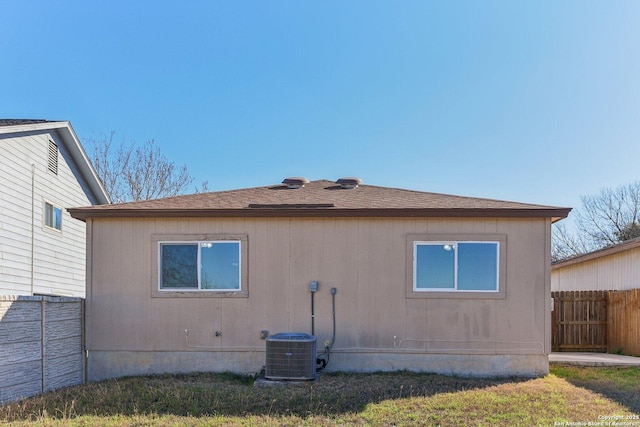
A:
[553, 181, 640, 261]
[86, 133, 194, 202]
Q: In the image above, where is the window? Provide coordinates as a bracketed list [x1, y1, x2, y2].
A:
[44, 202, 62, 231]
[413, 241, 499, 292]
[159, 241, 241, 291]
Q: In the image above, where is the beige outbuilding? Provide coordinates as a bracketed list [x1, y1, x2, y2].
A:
[552, 237, 640, 292]
[69, 178, 570, 380]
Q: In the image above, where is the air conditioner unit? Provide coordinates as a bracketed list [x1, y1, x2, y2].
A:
[265, 332, 317, 380]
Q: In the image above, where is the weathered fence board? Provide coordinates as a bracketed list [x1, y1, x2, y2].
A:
[0, 360, 41, 388]
[552, 289, 640, 356]
[0, 341, 42, 364]
[0, 320, 41, 343]
[45, 318, 82, 340]
[551, 291, 607, 352]
[0, 300, 41, 321]
[0, 295, 84, 404]
[0, 380, 42, 405]
[608, 289, 640, 356]
[44, 353, 85, 392]
[45, 335, 82, 358]
[45, 301, 82, 321]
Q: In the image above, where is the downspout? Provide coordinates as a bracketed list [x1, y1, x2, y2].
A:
[31, 163, 35, 295]
[84, 218, 93, 384]
[41, 297, 46, 394]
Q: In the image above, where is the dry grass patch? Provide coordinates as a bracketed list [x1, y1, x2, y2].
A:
[551, 365, 640, 414]
[1, 367, 638, 426]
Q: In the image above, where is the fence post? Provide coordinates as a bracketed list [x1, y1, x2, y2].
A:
[82, 298, 87, 385]
[40, 297, 45, 395]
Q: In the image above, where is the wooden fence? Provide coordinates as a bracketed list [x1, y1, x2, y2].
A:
[607, 289, 640, 356]
[552, 291, 608, 352]
[0, 296, 85, 404]
[552, 289, 640, 355]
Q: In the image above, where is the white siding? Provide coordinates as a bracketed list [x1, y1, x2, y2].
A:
[0, 130, 92, 297]
[551, 247, 640, 291]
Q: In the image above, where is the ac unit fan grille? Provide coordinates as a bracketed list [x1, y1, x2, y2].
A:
[265, 333, 316, 380]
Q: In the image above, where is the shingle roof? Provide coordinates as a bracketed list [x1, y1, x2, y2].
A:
[0, 119, 54, 127]
[552, 236, 640, 269]
[68, 179, 571, 221]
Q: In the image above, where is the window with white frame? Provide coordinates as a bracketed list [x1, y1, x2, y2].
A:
[44, 201, 62, 231]
[413, 241, 499, 292]
[159, 241, 241, 291]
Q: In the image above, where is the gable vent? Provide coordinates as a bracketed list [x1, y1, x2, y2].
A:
[336, 177, 362, 189]
[48, 140, 58, 175]
[282, 177, 309, 189]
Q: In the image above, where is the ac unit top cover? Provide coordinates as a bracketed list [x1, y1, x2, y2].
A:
[267, 332, 316, 342]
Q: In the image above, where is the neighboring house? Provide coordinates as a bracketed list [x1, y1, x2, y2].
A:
[551, 237, 640, 292]
[0, 119, 110, 297]
[69, 177, 570, 380]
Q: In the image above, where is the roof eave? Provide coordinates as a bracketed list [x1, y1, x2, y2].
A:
[69, 207, 572, 221]
[0, 120, 67, 135]
[1, 120, 111, 205]
[53, 124, 112, 205]
[552, 236, 640, 269]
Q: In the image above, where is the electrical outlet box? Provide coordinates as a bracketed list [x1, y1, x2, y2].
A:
[310, 281, 318, 292]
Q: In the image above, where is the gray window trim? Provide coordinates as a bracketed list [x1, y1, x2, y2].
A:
[406, 233, 507, 300]
[151, 233, 248, 298]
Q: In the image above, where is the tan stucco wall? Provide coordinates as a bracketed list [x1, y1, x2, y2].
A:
[85, 216, 551, 379]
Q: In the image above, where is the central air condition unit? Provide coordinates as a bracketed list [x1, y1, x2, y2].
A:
[265, 332, 317, 380]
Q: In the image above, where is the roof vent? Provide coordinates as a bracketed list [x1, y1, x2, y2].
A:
[282, 177, 310, 189]
[336, 177, 362, 189]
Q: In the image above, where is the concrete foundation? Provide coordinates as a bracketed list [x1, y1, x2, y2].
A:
[87, 350, 548, 381]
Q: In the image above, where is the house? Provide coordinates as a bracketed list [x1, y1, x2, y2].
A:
[551, 237, 640, 291]
[68, 177, 570, 380]
[0, 120, 110, 297]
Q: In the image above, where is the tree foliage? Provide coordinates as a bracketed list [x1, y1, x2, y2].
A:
[553, 181, 640, 261]
[87, 132, 195, 202]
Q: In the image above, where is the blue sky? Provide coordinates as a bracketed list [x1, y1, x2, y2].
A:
[2, 1, 639, 212]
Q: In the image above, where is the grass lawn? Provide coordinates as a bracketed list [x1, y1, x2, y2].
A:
[1, 365, 639, 426]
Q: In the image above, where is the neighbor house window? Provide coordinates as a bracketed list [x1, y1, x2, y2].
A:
[159, 241, 241, 291]
[413, 241, 499, 292]
[44, 201, 62, 231]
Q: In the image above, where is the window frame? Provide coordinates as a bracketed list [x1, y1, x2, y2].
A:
[151, 234, 248, 298]
[43, 200, 63, 232]
[406, 234, 506, 299]
[159, 240, 241, 291]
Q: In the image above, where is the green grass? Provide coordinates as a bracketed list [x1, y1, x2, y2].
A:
[1, 366, 639, 426]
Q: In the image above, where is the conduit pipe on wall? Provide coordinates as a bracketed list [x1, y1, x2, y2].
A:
[392, 337, 545, 354]
[182, 330, 542, 355]
[316, 287, 337, 371]
[310, 281, 317, 335]
[183, 329, 264, 351]
[31, 163, 35, 295]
